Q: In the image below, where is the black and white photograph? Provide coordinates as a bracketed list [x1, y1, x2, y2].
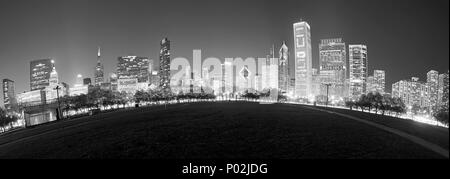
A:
[0, 0, 448, 176]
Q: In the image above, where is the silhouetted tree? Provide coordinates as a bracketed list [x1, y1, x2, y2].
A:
[0, 108, 18, 130]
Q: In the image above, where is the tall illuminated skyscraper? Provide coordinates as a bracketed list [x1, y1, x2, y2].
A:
[319, 38, 346, 98]
[349, 45, 368, 99]
[366, 76, 375, 93]
[373, 70, 385, 94]
[279, 41, 289, 94]
[49, 60, 59, 87]
[438, 71, 449, 111]
[427, 70, 439, 112]
[438, 72, 449, 108]
[159, 38, 171, 95]
[268, 58, 279, 91]
[223, 61, 233, 94]
[392, 77, 430, 110]
[293, 21, 312, 98]
[94, 47, 104, 86]
[2, 79, 17, 112]
[117, 56, 150, 82]
[30, 59, 53, 91]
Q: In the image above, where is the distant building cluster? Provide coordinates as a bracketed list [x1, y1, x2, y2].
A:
[16, 59, 69, 106]
[392, 70, 449, 114]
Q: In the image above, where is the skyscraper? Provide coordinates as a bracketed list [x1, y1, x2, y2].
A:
[438, 71, 449, 111]
[279, 41, 289, 94]
[438, 72, 449, 108]
[49, 60, 59, 87]
[159, 38, 171, 95]
[293, 21, 312, 98]
[117, 56, 150, 82]
[30, 59, 53, 91]
[392, 77, 430, 111]
[349, 45, 368, 99]
[266, 46, 279, 91]
[261, 56, 270, 91]
[94, 47, 104, 86]
[110, 73, 118, 92]
[223, 61, 233, 94]
[366, 76, 375, 94]
[319, 38, 346, 98]
[427, 70, 439, 113]
[373, 70, 385, 94]
[2, 79, 17, 112]
[311, 68, 321, 97]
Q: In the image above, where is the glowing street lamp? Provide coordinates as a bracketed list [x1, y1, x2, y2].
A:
[54, 85, 62, 120]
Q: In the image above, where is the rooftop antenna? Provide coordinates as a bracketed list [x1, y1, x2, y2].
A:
[272, 44, 275, 59]
[97, 46, 101, 62]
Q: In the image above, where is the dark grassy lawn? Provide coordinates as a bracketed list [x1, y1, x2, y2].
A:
[0, 102, 446, 159]
[315, 106, 449, 150]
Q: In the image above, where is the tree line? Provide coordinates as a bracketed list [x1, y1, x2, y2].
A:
[0, 108, 18, 132]
[60, 87, 217, 113]
[345, 92, 407, 117]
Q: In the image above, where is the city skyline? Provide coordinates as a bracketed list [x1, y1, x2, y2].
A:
[0, 0, 449, 107]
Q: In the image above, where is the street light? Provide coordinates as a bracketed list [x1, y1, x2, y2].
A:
[322, 83, 332, 107]
[54, 85, 62, 120]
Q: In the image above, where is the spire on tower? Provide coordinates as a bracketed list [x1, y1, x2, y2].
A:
[97, 46, 101, 58]
[272, 44, 275, 58]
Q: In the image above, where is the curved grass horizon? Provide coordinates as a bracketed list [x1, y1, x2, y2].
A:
[0, 101, 448, 159]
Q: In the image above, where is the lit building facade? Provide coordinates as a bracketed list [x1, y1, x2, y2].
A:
[349, 45, 368, 99]
[94, 47, 104, 86]
[30, 59, 52, 91]
[319, 38, 347, 99]
[438, 71, 449, 111]
[159, 38, 171, 95]
[2, 79, 17, 111]
[117, 78, 138, 94]
[279, 41, 289, 94]
[287, 78, 295, 98]
[438, 72, 449, 108]
[223, 62, 233, 94]
[426, 70, 439, 113]
[70, 74, 88, 96]
[49, 60, 59, 87]
[366, 76, 375, 94]
[268, 57, 279, 91]
[311, 68, 321, 98]
[117, 56, 150, 83]
[254, 73, 261, 92]
[366, 70, 386, 94]
[18, 85, 68, 105]
[149, 71, 160, 90]
[373, 70, 385, 94]
[293, 21, 312, 98]
[69, 86, 88, 97]
[110, 73, 118, 92]
[392, 77, 430, 111]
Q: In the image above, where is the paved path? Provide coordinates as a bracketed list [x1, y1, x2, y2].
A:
[296, 104, 449, 158]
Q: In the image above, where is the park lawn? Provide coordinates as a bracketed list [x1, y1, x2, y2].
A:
[0, 102, 445, 159]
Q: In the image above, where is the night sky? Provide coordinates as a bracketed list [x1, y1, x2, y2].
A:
[0, 0, 448, 106]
